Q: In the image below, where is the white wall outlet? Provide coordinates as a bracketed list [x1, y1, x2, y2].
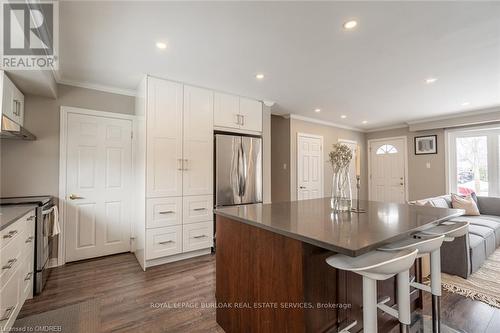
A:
[283, 163, 287, 170]
[426, 162, 431, 169]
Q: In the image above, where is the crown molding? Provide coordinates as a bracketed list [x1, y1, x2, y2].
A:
[56, 77, 137, 97]
[288, 114, 364, 132]
[364, 123, 408, 133]
[406, 106, 500, 125]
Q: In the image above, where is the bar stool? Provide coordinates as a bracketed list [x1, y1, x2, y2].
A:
[417, 221, 469, 333]
[326, 249, 418, 333]
[379, 221, 469, 333]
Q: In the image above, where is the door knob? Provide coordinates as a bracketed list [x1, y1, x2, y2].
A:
[69, 194, 84, 200]
[299, 186, 306, 189]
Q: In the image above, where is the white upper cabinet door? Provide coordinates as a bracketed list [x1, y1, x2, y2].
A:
[239, 97, 262, 132]
[214, 92, 240, 129]
[146, 77, 183, 198]
[183, 85, 214, 196]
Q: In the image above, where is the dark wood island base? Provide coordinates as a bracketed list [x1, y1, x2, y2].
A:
[216, 216, 422, 333]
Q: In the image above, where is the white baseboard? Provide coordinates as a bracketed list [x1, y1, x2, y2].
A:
[145, 248, 212, 269]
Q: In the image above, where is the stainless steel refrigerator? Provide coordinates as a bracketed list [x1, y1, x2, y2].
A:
[215, 134, 263, 207]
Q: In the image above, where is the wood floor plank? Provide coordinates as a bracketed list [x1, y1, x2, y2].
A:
[18, 252, 500, 333]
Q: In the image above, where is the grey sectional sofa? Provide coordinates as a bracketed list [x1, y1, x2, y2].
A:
[421, 195, 500, 279]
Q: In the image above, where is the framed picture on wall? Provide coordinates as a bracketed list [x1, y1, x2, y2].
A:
[414, 135, 437, 155]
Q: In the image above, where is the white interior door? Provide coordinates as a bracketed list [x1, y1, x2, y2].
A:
[65, 112, 132, 262]
[369, 138, 407, 203]
[297, 134, 323, 200]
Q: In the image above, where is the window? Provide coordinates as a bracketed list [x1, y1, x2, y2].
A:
[376, 144, 398, 155]
[448, 126, 500, 197]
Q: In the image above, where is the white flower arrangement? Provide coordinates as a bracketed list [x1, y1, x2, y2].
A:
[329, 143, 353, 171]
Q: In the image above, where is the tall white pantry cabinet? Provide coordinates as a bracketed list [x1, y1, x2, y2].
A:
[133, 75, 262, 269]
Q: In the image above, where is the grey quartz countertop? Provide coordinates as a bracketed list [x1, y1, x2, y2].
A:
[0, 204, 38, 231]
[215, 198, 465, 257]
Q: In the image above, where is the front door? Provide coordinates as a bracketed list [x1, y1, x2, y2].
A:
[369, 138, 407, 203]
[297, 134, 323, 200]
[65, 112, 132, 262]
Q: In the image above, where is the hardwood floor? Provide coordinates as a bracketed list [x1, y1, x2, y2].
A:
[19, 253, 500, 333]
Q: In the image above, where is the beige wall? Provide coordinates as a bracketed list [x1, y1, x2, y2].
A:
[289, 119, 368, 201]
[271, 115, 291, 202]
[366, 127, 446, 200]
[0, 84, 135, 197]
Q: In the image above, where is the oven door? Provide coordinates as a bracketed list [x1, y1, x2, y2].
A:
[35, 202, 56, 294]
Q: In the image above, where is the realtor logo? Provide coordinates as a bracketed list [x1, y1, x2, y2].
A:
[1, 1, 59, 70]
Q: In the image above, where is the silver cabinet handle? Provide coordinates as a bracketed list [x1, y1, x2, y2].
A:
[159, 240, 174, 245]
[2, 258, 17, 270]
[183, 159, 188, 171]
[25, 272, 33, 281]
[235, 114, 241, 125]
[193, 235, 207, 239]
[241, 115, 245, 126]
[25, 236, 34, 243]
[158, 210, 174, 215]
[3, 230, 18, 239]
[193, 208, 206, 211]
[0, 306, 14, 322]
[177, 158, 183, 171]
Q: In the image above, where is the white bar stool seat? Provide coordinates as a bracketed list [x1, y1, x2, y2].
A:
[326, 249, 418, 333]
[419, 220, 469, 241]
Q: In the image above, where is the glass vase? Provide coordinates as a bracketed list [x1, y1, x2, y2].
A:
[331, 166, 352, 212]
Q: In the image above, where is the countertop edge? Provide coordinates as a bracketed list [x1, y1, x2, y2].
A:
[0, 204, 38, 231]
[215, 209, 466, 257]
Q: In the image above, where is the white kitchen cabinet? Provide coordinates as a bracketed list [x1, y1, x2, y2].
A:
[214, 92, 240, 129]
[183, 85, 214, 196]
[146, 226, 183, 259]
[239, 97, 262, 132]
[146, 77, 183, 198]
[146, 197, 182, 229]
[135, 76, 215, 269]
[0, 209, 35, 333]
[183, 195, 213, 224]
[182, 221, 213, 252]
[213, 92, 262, 133]
[1, 72, 24, 126]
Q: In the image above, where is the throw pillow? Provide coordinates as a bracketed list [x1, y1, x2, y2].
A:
[451, 193, 480, 216]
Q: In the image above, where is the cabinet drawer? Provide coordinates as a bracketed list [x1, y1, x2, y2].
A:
[0, 270, 21, 333]
[146, 197, 182, 228]
[0, 211, 30, 249]
[183, 195, 213, 224]
[20, 252, 34, 301]
[183, 221, 213, 252]
[0, 230, 25, 286]
[146, 226, 182, 260]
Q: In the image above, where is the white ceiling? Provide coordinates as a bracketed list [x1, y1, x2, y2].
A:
[57, 1, 500, 130]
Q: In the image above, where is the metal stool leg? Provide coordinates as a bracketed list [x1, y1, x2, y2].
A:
[362, 276, 378, 333]
[430, 248, 442, 333]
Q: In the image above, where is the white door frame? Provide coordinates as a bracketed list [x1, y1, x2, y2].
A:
[58, 106, 135, 266]
[296, 132, 324, 199]
[367, 136, 409, 202]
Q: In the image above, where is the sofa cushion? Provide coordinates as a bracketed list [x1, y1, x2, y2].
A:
[469, 233, 486, 274]
[467, 224, 496, 257]
[461, 216, 500, 247]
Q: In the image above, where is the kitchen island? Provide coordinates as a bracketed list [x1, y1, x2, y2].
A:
[214, 198, 464, 333]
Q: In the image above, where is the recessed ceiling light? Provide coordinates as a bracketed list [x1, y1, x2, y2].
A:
[314, 108, 321, 113]
[343, 20, 358, 30]
[461, 102, 470, 106]
[362, 120, 368, 124]
[255, 73, 265, 80]
[156, 42, 167, 50]
[425, 77, 438, 84]
[340, 115, 347, 119]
